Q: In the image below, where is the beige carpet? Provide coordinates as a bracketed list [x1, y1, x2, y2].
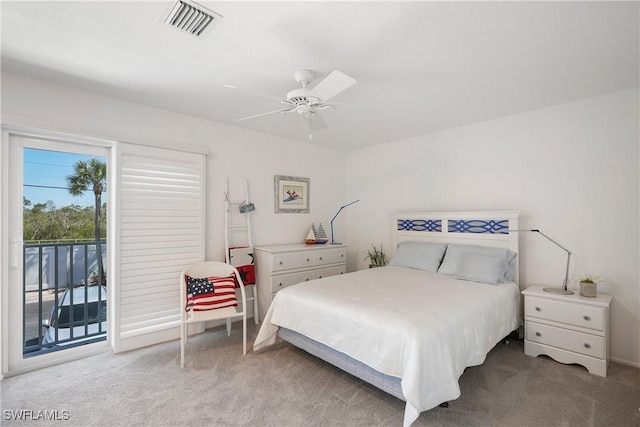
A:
[1, 322, 639, 426]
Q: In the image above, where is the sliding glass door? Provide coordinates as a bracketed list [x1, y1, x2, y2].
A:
[5, 131, 111, 374]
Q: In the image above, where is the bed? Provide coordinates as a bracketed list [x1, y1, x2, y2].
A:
[253, 211, 521, 426]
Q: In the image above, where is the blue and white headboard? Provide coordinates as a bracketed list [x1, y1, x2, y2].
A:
[391, 211, 520, 283]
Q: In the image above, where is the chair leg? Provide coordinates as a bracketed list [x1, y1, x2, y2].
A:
[181, 323, 186, 368]
[242, 314, 247, 355]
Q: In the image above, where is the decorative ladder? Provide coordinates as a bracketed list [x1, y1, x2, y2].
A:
[224, 178, 259, 324]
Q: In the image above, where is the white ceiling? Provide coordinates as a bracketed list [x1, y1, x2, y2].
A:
[1, 1, 638, 151]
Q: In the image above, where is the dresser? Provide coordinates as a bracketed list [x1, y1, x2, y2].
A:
[254, 244, 347, 321]
[522, 286, 612, 377]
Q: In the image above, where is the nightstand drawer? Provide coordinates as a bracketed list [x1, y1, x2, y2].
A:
[272, 252, 313, 272]
[270, 271, 314, 292]
[314, 265, 346, 279]
[525, 296, 604, 332]
[526, 321, 605, 359]
[314, 247, 347, 266]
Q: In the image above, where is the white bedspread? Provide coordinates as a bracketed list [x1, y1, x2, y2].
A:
[253, 266, 520, 426]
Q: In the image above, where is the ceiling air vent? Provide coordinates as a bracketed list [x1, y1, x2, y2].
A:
[162, 0, 222, 37]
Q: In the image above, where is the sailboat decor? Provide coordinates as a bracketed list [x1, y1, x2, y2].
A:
[305, 223, 318, 245]
[304, 223, 328, 245]
[315, 223, 329, 244]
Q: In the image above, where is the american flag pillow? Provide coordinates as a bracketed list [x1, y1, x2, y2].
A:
[185, 274, 238, 312]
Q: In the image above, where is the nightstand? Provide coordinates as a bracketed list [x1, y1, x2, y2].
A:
[522, 286, 612, 377]
[254, 244, 347, 321]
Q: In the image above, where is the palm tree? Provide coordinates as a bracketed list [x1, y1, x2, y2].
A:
[67, 158, 107, 284]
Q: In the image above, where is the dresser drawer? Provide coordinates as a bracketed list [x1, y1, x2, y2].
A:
[255, 244, 347, 322]
[270, 271, 314, 292]
[314, 265, 346, 279]
[314, 247, 347, 266]
[525, 321, 605, 359]
[525, 296, 604, 332]
[272, 251, 313, 272]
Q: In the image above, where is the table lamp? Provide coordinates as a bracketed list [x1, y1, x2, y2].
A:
[512, 229, 574, 295]
[330, 200, 359, 245]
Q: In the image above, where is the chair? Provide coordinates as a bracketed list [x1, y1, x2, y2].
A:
[180, 261, 247, 367]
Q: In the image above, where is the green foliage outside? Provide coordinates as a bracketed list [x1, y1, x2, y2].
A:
[23, 197, 106, 242]
[67, 158, 107, 243]
[24, 158, 107, 243]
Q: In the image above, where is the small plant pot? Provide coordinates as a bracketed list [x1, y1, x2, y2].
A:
[580, 281, 597, 298]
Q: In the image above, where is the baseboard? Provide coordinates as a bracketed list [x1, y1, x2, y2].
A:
[609, 356, 640, 369]
[2, 344, 110, 378]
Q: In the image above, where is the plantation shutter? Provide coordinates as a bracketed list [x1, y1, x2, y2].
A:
[114, 143, 205, 352]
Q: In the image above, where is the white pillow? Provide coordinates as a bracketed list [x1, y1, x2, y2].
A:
[452, 253, 505, 285]
[438, 244, 516, 283]
[389, 241, 447, 272]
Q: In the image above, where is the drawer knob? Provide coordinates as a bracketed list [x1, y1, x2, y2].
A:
[319, 257, 323, 260]
[341, 254, 344, 257]
[305, 278, 309, 281]
[306, 258, 310, 262]
[584, 343, 591, 349]
[318, 276, 323, 279]
[535, 332, 541, 337]
[535, 307, 541, 312]
[583, 315, 591, 321]
[278, 283, 282, 287]
[279, 261, 283, 265]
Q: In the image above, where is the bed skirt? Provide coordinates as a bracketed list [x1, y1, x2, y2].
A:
[278, 327, 405, 401]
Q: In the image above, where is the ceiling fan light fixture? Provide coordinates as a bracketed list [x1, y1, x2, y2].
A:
[297, 106, 311, 116]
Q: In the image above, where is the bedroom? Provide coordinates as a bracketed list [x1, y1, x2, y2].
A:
[0, 1, 638, 425]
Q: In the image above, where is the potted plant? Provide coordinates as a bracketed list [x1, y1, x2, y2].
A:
[577, 274, 604, 298]
[364, 243, 389, 268]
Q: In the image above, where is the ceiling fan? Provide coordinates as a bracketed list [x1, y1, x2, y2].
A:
[237, 69, 356, 139]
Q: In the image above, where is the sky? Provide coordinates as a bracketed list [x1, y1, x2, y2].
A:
[23, 148, 107, 208]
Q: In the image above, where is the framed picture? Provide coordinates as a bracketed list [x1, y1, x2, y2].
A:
[274, 175, 310, 213]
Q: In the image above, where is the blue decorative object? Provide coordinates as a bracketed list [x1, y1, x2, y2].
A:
[448, 219, 509, 234]
[397, 219, 442, 232]
[330, 200, 359, 245]
[239, 202, 255, 213]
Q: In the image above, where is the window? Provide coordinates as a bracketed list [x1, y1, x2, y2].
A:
[113, 143, 205, 352]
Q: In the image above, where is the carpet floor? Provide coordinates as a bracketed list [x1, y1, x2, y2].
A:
[1, 322, 639, 426]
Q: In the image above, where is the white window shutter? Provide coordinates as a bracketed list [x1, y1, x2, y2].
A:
[114, 143, 205, 352]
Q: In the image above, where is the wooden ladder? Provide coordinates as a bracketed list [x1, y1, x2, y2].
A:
[224, 178, 259, 324]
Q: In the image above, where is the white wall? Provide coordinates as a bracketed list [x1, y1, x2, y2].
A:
[345, 88, 640, 367]
[0, 72, 348, 259]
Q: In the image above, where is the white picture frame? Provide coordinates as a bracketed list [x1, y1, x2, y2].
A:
[274, 175, 310, 213]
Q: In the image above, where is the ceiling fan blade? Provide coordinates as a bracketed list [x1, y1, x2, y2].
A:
[238, 108, 294, 121]
[307, 70, 356, 103]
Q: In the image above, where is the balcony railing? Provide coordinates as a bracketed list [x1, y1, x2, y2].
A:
[23, 241, 107, 356]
